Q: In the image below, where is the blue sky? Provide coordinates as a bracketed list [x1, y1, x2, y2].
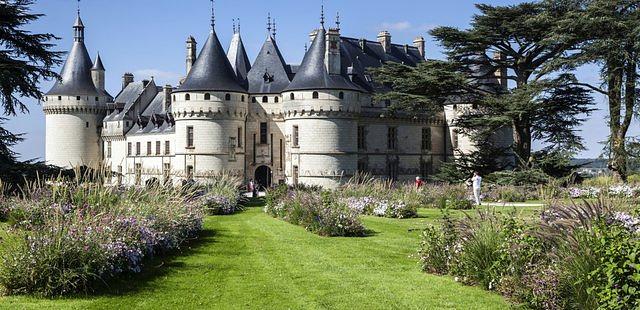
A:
[4, 0, 626, 160]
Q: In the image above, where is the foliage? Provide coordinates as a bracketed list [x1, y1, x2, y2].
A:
[0, 179, 206, 297]
[198, 173, 244, 215]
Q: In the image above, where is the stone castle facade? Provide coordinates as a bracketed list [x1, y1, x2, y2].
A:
[43, 9, 512, 188]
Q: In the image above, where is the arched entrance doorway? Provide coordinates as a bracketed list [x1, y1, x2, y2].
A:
[254, 165, 272, 190]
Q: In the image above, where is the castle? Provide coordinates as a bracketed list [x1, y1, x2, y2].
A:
[42, 6, 512, 188]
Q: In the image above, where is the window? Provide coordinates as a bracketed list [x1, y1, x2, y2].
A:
[237, 127, 243, 147]
[260, 122, 268, 144]
[274, 96, 279, 103]
[388, 160, 399, 181]
[387, 127, 397, 150]
[339, 91, 344, 99]
[262, 96, 268, 103]
[95, 97, 99, 102]
[279, 139, 283, 170]
[293, 165, 299, 186]
[127, 142, 132, 156]
[252, 97, 257, 103]
[117, 165, 123, 185]
[147, 141, 151, 155]
[312, 91, 319, 99]
[358, 158, 368, 173]
[357, 126, 366, 150]
[290, 93, 295, 100]
[452, 129, 459, 149]
[292, 125, 299, 147]
[186, 165, 194, 180]
[135, 163, 142, 185]
[204, 93, 211, 100]
[228, 137, 237, 161]
[156, 141, 161, 155]
[186, 126, 194, 148]
[164, 141, 170, 155]
[420, 159, 433, 177]
[58, 96, 62, 101]
[107, 141, 112, 158]
[422, 127, 432, 151]
[173, 95, 176, 101]
[185, 93, 190, 101]
[86, 122, 89, 128]
[241, 95, 245, 102]
[163, 163, 171, 183]
[136, 142, 141, 155]
[225, 93, 231, 101]
[76, 96, 81, 100]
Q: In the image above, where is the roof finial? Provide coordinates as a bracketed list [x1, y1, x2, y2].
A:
[267, 13, 272, 34]
[77, 0, 80, 15]
[304, 43, 308, 52]
[320, 3, 325, 28]
[233, 18, 236, 34]
[238, 18, 241, 33]
[210, 0, 215, 30]
[336, 12, 340, 31]
[272, 18, 277, 38]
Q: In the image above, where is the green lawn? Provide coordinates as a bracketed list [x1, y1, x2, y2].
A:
[0, 203, 521, 309]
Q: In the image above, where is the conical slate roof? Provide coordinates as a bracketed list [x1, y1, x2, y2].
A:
[92, 53, 105, 71]
[284, 28, 362, 92]
[227, 32, 251, 88]
[46, 26, 99, 96]
[247, 36, 291, 94]
[177, 30, 245, 93]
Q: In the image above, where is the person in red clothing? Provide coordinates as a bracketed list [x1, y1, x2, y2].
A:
[415, 176, 424, 188]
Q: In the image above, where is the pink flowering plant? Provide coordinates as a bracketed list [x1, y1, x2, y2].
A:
[0, 181, 205, 297]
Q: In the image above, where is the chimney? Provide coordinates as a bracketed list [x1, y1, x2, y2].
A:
[359, 38, 366, 51]
[163, 85, 172, 112]
[186, 36, 197, 75]
[493, 52, 508, 89]
[309, 29, 319, 46]
[325, 28, 341, 75]
[122, 72, 134, 90]
[413, 36, 426, 59]
[377, 30, 391, 53]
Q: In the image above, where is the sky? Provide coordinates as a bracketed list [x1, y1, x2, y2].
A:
[4, 0, 629, 160]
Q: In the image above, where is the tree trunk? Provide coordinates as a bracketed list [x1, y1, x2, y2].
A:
[512, 120, 532, 165]
[607, 57, 626, 182]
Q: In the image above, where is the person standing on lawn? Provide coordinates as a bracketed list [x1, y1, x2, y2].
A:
[415, 176, 424, 189]
[472, 171, 482, 205]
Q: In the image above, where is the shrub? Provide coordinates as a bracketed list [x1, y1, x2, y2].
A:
[264, 189, 366, 237]
[0, 181, 205, 297]
[343, 196, 417, 219]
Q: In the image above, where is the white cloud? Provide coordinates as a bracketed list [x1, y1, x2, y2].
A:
[132, 69, 182, 85]
[379, 21, 412, 31]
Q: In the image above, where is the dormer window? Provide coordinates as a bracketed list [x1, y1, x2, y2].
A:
[312, 91, 319, 99]
[204, 93, 211, 100]
[185, 94, 190, 101]
[225, 93, 231, 101]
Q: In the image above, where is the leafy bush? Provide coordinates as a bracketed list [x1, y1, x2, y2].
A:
[487, 169, 549, 186]
[264, 188, 366, 237]
[0, 180, 206, 297]
[343, 196, 417, 218]
[198, 174, 244, 215]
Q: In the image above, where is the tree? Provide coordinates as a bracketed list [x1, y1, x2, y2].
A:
[0, 0, 63, 187]
[371, 2, 594, 168]
[549, 0, 640, 182]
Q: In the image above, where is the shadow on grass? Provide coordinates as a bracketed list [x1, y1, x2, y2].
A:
[241, 197, 265, 208]
[83, 228, 222, 297]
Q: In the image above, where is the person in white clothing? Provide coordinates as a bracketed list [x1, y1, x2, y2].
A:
[471, 171, 482, 206]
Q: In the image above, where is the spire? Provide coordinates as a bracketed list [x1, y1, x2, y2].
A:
[210, 0, 215, 30]
[92, 52, 105, 71]
[247, 30, 291, 94]
[267, 13, 272, 35]
[227, 28, 251, 88]
[238, 18, 241, 33]
[320, 3, 325, 28]
[73, 0, 85, 42]
[336, 12, 340, 31]
[232, 18, 236, 34]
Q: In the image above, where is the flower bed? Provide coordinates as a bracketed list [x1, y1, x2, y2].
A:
[418, 200, 640, 309]
[264, 187, 366, 237]
[343, 196, 417, 218]
[0, 182, 209, 297]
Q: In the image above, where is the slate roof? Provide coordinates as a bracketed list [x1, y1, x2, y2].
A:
[247, 36, 292, 94]
[129, 90, 175, 135]
[227, 33, 251, 88]
[176, 30, 246, 93]
[92, 53, 105, 71]
[103, 81, 150, 122]
[284, 28, 363, 92]
[46, 28, 99, 96]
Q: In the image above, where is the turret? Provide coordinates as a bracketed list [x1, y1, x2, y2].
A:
[413, 36, 425, 59]
[43, 9, 110, 168]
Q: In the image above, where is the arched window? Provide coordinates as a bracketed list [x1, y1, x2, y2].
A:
[312, 91, 319, 99]
[339, 92, 344, 99]
[290, 93, 295, 100]
[274, 96, 279, 103]
[262, 96, 268, 103]
[185, 94, 190, 101]
[241, 95, 245, 102]
[204, 93, 211, 100]
[225, 93, 231, 101]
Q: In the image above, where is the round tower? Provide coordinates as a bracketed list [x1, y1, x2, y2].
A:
[43, 11, 111, 168]
[282, 26, 362, 188]
[172, 23, 248, 181]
